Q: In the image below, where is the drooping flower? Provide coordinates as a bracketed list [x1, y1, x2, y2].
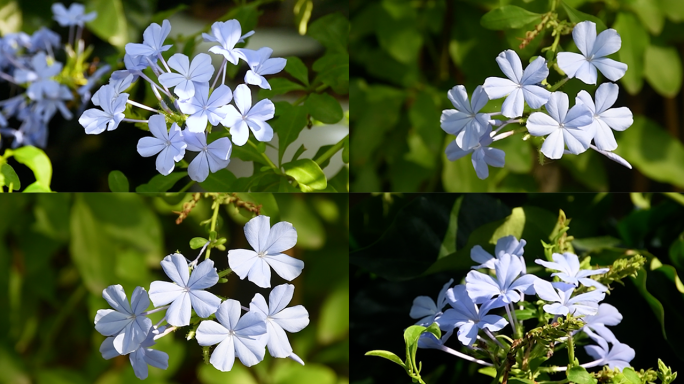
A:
[440, 85, 491, 150]
[535, 252, 609, 291]
[526, 91, 593, 159]
[239, 47, 286, 90]
[584, 333, 635, 370]
[203, 20, 255, 65]
[482, 50, 551, 118]
[557, 21, 628, 84]
[409, 278, 454, 326]
[79, 84, 128, 134]
[228, 215, 304, 288]
[178, 84, 232, 132]
[159, 53, 214, 100]
[249, 284, 309, 359]
[445, 126, 505, 180]
[52, 3, 97, 27]
[99, 326, 169, 380]
[575, 82, 633, 151]
[136, 114, 187, 175]
[221, 84, 274, 146]
[533, 280, 605, 317]
[125, 20, 172, 59]
[465, 253, 537, 305]
[94, 285, 153, 354]
[148, 253, 221, 326]
[196, 299, 268, 372]
[471, 235, 526, 271]
[183, 130, 232, 182]
[582, 303, 622, 343]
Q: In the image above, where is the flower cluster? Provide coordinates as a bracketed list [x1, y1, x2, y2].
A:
[93, 215, 309, 379]
[79, 19, 285, 182]
[0, 3, 107, 149]
[409, 235, 635, 372]
[441, 21, 634, 179]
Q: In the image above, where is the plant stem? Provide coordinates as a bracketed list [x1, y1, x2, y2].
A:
[505, 303, 518, 336]
[293, 94, 308, 106]
[178, 180, 195, 193]
[218, 268, 232, 278]
[549, 77, 569, 92]
[205, 201, 221, 260]
[248, 140, 279, 173]
[314, 134, 348, 166]
[567, 332, 575, 365]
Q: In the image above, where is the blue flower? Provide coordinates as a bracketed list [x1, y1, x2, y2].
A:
[584, 333, 634, 371]
[221, 84, 274, 146]
[438, 285, 508, 347]
[125, 20, 172, 60]
[99, 326, 169, 380]
[470, 236, 526, 271]
[483, 50, 551, 118]
[440, 85, 491, 150]
[249, 283, 309, 359]
[535, 252, 609, 291]
[557, 21, 627, 85]
[183, 130, 232, 182]
[533, 280, 605, 317]
[52, 3, 96, 27]
[79, 84, 128, 134]
[148, 253, 221, 326]
[29, 27, 60, 53]
[582, 303, 622, 343]
[465, 253, 537, 305]
[94, 285, 153, 354]
[228, 215, 304, 289]
[78, 64, 112, 107]
[178, 84, 232, 132]
[445, 126, 505, 180]
[14, 52, 63, 100]
[576, 82, 633, 151]
[526, 91, 593, 159]
[239, 47, 286, 90]
[159, 53, 214, 100]
[409, 278, 453, 326]
[203, 20, 254, 65]
[196, 299, 268, 372]
[35, 84, 73, 122]
[137, 114, 187, 175]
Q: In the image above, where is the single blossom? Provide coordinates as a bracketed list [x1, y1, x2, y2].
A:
[584, 333, 635, 371]
[465, 253, 537, 305]
[183, 130, 232, 182]
[94, 285, 153, 355]
[445, 127, 504, 180]
[533, 280, 605, 317]
[440, 85, 491, 150]
[409, 278, 454, 326]
[221, 84, 274, 146]
[576, 82, 633, 151]
[228, 215, 304, 288]
[526, 91, 593, 159]
[535, 252, 609, 291]
[79, 84, 128, 134]
[14, 52, 63, 101]
[52, 3, 97, 27]
[482, 50, 551, 118]
[178, 84, 232, 132]
[29, 27, 60, 53]
[125, 20, 172, 59]
[582, 303, 622, 343]
[137, 114, 187, 175]
[159, 53, 214, 100]
[557, 21, 628, 84]
[196, 299, 268, 372]
[470, 236, 526, 271]
[148, 254, 221, 326]
[99, 326, 169, 380]
[239, 47, 286, 90]
[249, 284, 309, 359]
[203, 20, 255, 64]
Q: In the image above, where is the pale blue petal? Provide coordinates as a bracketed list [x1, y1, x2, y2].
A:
[100, 337, 120, 360]
[160, 253, 190, 286]
[522, 85, 551, 109]
[190, 290, 221, 318]
[188, 151, 209, 182]
[263, 222, 297, 254]
[265, 320, 292, 357]
[210, 336, 236, 371]
[456, 322, 479, 347]
[480, 315, 508, 332]
[248, 258, 273, 288]
[591, 28, 622, 57]
[557, 52, 588, 80]
[543, 303, 569, 316]
[600, 107, 633, 131]
[533, 279, 561, 302]
[148, 281, 184, 306]
[527, 112, 559, 136]
[501, 88, 524, 118]
[541, 129, 565, 159]
[102, 284, 132, 314]
[445, 139, 471, 161]
[267, 284, 294, 315]
[228, 249, 259, 281]
[272, 306, 309, 333]
[166, 292, 191, 326]
[130, 286, 150, 315]
[264, 253, 304, 282]
[196, 320, 230, 346]
[575, 61, 599, 85]
[130, 348, 149, 379]
[471, 148, 489, 179]
[464, 270, 500, 303]
[217, 299, 242, 330]
[234, 333, 267, 367]
[482, 77, 517, 99]
[188, 258, 219, 289]
[593, 120, 617, 151]
[496, 50, 523, 83]
[446, 85, 472, 114]
[521, 56, 549, 85]
[572, 21, 597, 57]
[94, 309, 130, 336]
[143, 348, 169, 370]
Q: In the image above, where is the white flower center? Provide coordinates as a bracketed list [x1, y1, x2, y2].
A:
[257, 251, 267, 258]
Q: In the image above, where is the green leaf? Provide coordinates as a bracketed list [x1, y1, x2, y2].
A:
[271, 102, 308, 165]
[85, 0, 128, 49]
[438, 196, 461, 259]
[508, 379, 535, 384]
[644, 45, 683, 98]
[190, 237, 208, 250]
[628, 0, 664, 35]
[342, 136, 349, 163]
[0, 163, 20, 190]
[258, 78, 306, 98]
[292, 144, 307, 162]
[22, 182, 51, 192]
[284, 56, 309, 86]
[559, 150, 608, 191]
[317, 281, 349, 343]
[150, 4, 188, 25]
[227, 193, 279, 224]
[107, 170, 129, 192]
[312, 53, 349, 95]
[12, 146, 51, 189]
[306, 93, 343, 124]
[232, 142, 269, 166]
[615, 116, 684, 188]
[613, 12, 649, 95]
[199, 169, 237, 191]
[198, 360, 258, 384]
[561, 1, 607, 31]
[621, 368, 641, 384]
[135, 172, 187, 192]
[282, 159, 327, 192]
[308, 13, 348, 54]
[567, 366, 598, 384]
[660, 0, 684, 22]
[272, 363, 337, 384]
[365, 350, 405, 368]
[480, 6, 541, 30]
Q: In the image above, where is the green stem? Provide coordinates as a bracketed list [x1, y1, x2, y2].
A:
[218, 268, 232, 278]
[293, 94, 308, 106]
[248, 140, 280, 173]
[549, 77, 569, 92]
[567, 332, 575, 366]
[314, 83, 329, 93]
[178, 180, 195, 193]
[205, 202, 221, 260]
[314, 134, 348, 166]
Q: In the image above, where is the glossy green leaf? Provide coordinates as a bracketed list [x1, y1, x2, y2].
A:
[199, 169, 237, 191]
[284, 56, 309, 86]
[308, 13, 348, 54]
[312, 53, 349, 95]
[135, 172, 187, 192]
[480, 6, 541, 30]
[365, 350, 405, 368]
[231, 142, 269, 165]
[271, 102, 308, 165]
[190, 237, 208, 250]
[613, 12, 648, 95]
[283, 159, 327, 192]
[107, 170, 129, 192]
[85, 0, 128, 49]
[561, 1, 607, 31]
[258, 78, 306, 98]
[12, 146, 51, 189]
[23, 182, 51, 192]
[629, 0, 664, 35]
[376, 5, 421, 65]
[567, 366, 597, 384]
[644, 45, 683, 98]
[306, 93, 343, 124]
[317, 281, 349, 343]
[621, 368, 641, 384]
[0, 163, 20, 190]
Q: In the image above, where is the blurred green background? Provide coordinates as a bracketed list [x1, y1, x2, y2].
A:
[350, 193, 684, 383]
[350, 0, 684, 192]
[0, 192, 349, 384]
